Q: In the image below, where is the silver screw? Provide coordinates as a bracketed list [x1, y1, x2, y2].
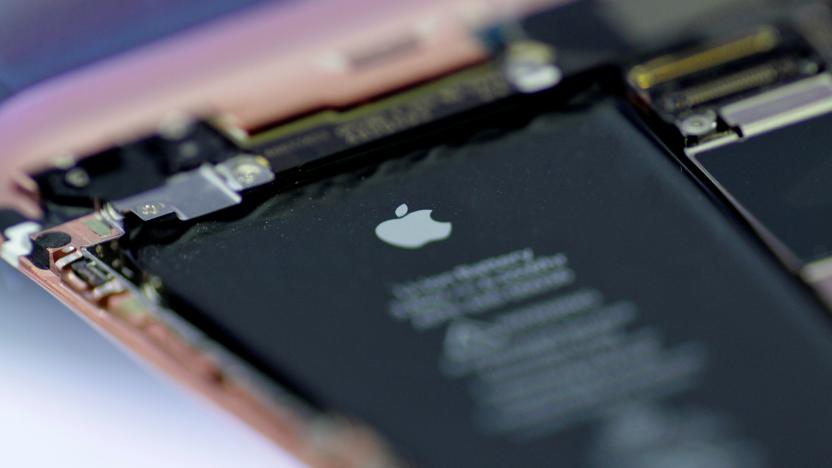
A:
[678, 112, 718, 137]
[137, 202, 164, 217]
[233, 162, 263, 186]
[65, 168, 90, 188]
[504, 41, 562, 94]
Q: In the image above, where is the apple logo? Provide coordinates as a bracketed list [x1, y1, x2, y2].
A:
[374, 203, 453, 249]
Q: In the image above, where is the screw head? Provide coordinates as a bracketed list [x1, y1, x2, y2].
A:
[137, 202, 164, 217]
[216, 155, 274, 190]
[678, 112, 718, 137]
[64, 168, 90, 188]
[504, 41, 561, 93]
[233, 162, 263, 186]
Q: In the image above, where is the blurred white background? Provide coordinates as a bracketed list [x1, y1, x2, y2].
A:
[0, 262, 301, 468]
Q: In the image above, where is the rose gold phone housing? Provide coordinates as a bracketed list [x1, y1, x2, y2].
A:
[0, 0, 568, 464]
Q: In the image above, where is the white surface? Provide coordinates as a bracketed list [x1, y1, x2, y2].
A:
[0, 263, 302, 468]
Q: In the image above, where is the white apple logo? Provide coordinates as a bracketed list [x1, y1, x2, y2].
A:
[374, 203, 453, 249]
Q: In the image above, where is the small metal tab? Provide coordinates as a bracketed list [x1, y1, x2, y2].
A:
[112, 155, 274, 222]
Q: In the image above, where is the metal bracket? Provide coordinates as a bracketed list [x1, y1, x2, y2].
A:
[112, 155, 274, 222]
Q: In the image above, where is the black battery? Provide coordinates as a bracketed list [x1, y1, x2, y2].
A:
[131, 98, 832, 468]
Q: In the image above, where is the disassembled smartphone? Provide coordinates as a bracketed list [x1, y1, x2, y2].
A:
[4, 0, 832, 466]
